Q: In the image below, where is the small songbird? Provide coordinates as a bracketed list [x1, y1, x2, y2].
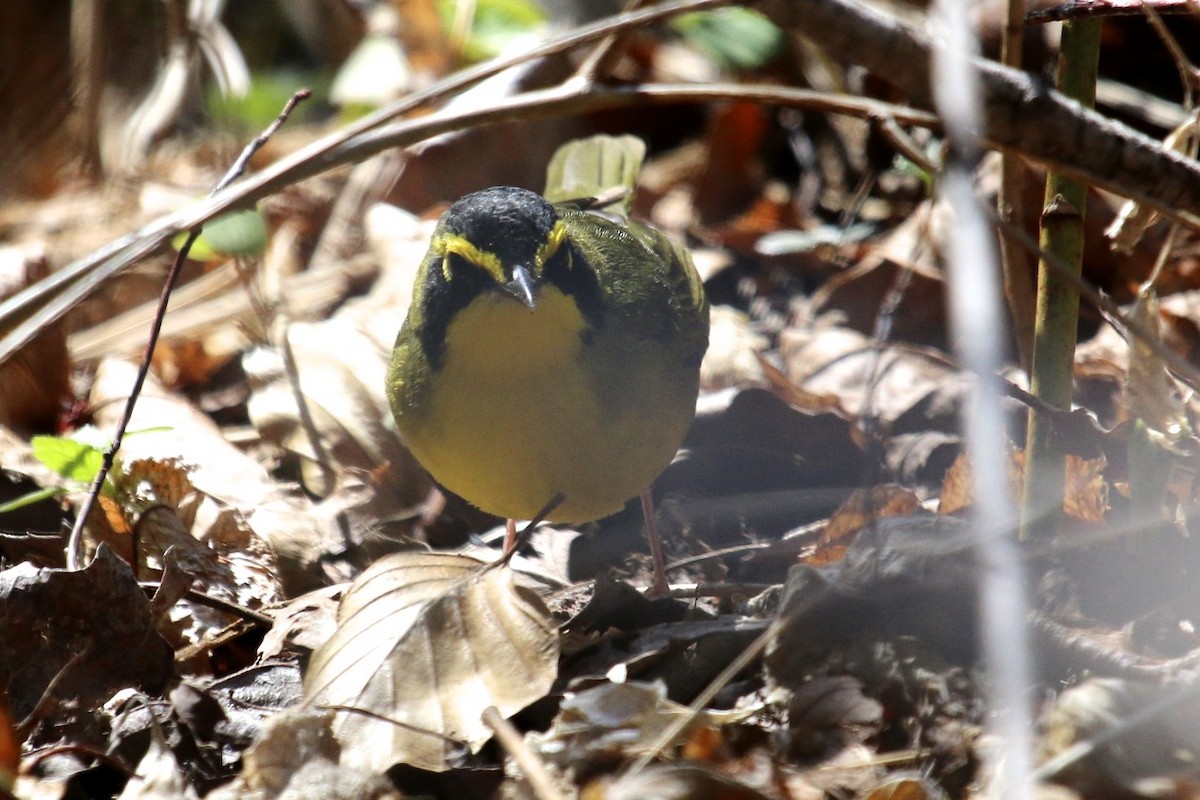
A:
[386, 136, 709, 592]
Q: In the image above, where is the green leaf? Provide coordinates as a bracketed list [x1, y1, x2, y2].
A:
[671, 8, 784, 71]
[174, 208, 268, 261]
[207, 69, 325, 132]
[440, 0, 548, 62]
[544, 134, 646, 214]
[892, 151, 937, 192]
[31, 435, 106, 484]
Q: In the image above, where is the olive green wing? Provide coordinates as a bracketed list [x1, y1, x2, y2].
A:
[547, 133, 708, 367]
[386, 223, 447, 417]
[561, 210, 708, 362]
[628, 219, 709, 354]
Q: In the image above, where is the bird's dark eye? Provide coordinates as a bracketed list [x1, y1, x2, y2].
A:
[441, 250, 505, 292]
[446, 253, 498, 294]
[436, 232, 506, 284]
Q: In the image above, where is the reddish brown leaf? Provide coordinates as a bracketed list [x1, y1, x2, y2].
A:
[805, 485, 922, 566]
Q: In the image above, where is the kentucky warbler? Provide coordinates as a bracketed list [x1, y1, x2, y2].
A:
[386, 136, 708, 589]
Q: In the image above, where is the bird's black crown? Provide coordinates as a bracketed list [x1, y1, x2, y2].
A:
[442, 186, 559, 265]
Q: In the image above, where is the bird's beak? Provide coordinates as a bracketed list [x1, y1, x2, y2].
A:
[503, 265, 538, 311]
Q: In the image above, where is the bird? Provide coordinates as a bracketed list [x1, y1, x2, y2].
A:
[386, 135, 709, 593]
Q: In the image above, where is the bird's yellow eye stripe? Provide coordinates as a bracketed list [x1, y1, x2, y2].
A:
[534, 220, 568, 273]
[435, 221, 568, 284]
[436, 233, 506, 283]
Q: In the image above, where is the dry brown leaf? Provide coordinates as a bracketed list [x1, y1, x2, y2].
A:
[937, 449, 1023, 517]
[759, 357, 842, 414]
[0, 546, 173, 723]
[1127, 289, 1187, 437]
[1064, 454, 1109, 523]
[237, 707, 340, 796]
[244, 318, 428, 510]
[585, 763, 773, 800]
[939, 449, 1108, 522]
[808, 256, 948, 350]
[92, 494, 135, 563]
[806, 485, 922, 566]
[208, 706, 402, 800]
[117, 732, 199, 800]
[134, 503, 282, 656]
[395, 0, 453, 78]
[304, 552, 559, 773]
[529, 682, 715, 769]
[694, 102, 773, 225]
[0, 246, 69, 434]
[779, 324, 957, 422]
[88, 357, 337, 595]
[786, 675, 883, 758]
[258, 585, 344, 660]
[102, 455, 284, 651]
[123, 456, 192, 510]
[863, 776, 946, 800]
[936, 452, 977, 516]
[700, 305, 769, 390]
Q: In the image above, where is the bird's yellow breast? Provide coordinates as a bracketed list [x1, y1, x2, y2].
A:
[442, 286, 585, 381]
[395, 286, 693, 523]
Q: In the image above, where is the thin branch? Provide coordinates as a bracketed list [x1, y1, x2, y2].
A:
[574, 0, 648, 82]
[7, 0, 1200, 365]
[760, 0, 1200, 221]
[1027, 0, 1198, 22]
[483, 707, 566, 800]
[0, 82, 933, 366]
[64, 90, 310, 570]
[0, 0, 733, 366]
[993, 213, 1200, 395]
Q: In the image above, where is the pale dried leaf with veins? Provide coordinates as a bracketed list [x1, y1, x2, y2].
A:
[528, 681, 709, 767]
[117, 731, 199, 800]
[86, 363, 285, 641]
[304, 552, 559, 773]
[1126, 289, 1186, 438]
[244, 317, 429, 507]
[701, 305, 768, 390]
[1106, 116, 1199, 254]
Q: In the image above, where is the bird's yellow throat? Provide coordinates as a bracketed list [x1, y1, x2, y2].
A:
[402, 285, 645, 522]
[442, 285, 584, 380]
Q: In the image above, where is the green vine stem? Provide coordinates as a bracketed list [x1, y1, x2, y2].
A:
[1020, 17, 1102, 540]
